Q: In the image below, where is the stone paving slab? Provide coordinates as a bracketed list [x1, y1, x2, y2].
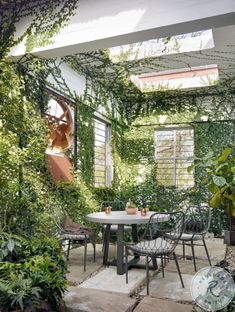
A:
[65, 239, 226, 311]
[175, 238, 225, 263]
[79, 267, 146, 295]
[140, 272, 193, 301]
[166, 258, 212, 275]
[134, 297, 192, 312]
[66, 244, 107, 285]
[64, 287, 136, 312]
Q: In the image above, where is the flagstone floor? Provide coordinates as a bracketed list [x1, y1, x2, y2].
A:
[64, 237, 226, 312]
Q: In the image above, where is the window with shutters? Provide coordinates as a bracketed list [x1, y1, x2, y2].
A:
[155, 127, 194, 187]
[94, 118, 112, 187]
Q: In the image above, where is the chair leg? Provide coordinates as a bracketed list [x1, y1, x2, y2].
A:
[151, 257, 158, 270]
[182, 241, 185, 260]
[173, 252, 184, 288]
[84, 240, 87, 272]
[125, 246, 128, 284]
[93, 237, 96, 263]
[102, 227, 105, 252]
[67, 240, 71, 260]
[202, 238, 211, 266]
[161, 256, 165, 278]
[163, 255, 167, 266]
[146, 255, 149, 296]
[191, 240, 197, 272]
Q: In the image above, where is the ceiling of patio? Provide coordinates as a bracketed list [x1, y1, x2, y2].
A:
[107, 25, 235, 82]
[64, 23, 235, 94]
[11, 0, 235, 90]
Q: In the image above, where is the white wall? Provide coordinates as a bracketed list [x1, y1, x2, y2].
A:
[46, 60, 86, 96]
[10, 0, 235, 58]
[47, 60, 113, 118]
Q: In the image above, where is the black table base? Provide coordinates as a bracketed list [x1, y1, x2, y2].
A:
[103, 223, 157, 274]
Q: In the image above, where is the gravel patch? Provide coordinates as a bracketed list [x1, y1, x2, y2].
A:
[225, 245, 235, 268]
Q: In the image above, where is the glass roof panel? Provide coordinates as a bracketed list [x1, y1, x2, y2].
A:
[109, 29, 214, 62]
[130, 64, 219, 92]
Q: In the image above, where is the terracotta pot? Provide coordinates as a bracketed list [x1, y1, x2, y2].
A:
[126, 207, 137, 215]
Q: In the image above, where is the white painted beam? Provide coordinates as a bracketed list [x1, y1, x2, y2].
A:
[10, 0, 235, 58]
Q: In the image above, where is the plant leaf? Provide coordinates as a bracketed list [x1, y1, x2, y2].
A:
[218, 147, 232, 162]
[187, 165, 194, 173]
[210, 192, 221, 208]
[212, 175, 226, 187]
[208, 183, 219, 194]
[223, 193, 235, 201]
[204, 151, 214, 159]
[7, 239, 15, 252]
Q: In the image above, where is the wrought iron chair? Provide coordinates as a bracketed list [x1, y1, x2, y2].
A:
[180, 203, 212, 271]
[50, 205, 96, 272]
[124, 211, 185, 295]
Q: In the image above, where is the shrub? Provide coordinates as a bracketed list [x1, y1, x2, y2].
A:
[0, 233, 67, 312]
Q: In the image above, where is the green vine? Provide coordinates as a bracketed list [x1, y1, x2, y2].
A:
[76, 95, 95, 186]
[0, 0, 79, 58]
[1, 8, 235, 239]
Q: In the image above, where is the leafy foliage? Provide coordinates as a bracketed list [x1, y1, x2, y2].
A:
[76, 97, 95, 185]
[0, 232, 22, 261]
[110, 117, 234, 235]
[1, 1, 235, 242]
[0, 58, 52, 233]
[0, 234, 67, 311]
[188, 146, 235, 229]
[0, 0, 79, 58]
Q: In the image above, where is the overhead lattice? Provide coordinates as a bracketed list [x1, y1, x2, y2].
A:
[63, 41, 235, 122]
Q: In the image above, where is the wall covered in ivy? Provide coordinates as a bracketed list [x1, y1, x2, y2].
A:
[2, 51, 234, 237]
[111, 94, 235, 235]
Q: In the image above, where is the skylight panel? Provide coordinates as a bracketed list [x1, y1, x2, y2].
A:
[130, 65, 219, 92]
[109, 29, 214, 62]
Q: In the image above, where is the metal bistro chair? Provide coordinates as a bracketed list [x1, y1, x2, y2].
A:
[124, 211, 185, 295]
[50, 205, 96, 272]
[180, 203, 212, 272]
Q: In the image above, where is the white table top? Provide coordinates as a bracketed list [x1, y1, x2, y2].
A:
[86, 211, 166, 225]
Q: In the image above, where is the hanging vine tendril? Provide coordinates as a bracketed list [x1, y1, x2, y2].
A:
[0, 0, 79, 58]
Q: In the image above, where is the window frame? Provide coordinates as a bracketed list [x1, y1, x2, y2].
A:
[154, 126, 194, 188]
[94, 116, 112, 187]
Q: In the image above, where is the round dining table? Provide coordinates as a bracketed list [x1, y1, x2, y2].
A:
[86, 210, 166, 274]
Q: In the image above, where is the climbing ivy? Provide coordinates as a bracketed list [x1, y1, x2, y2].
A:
[0, 0, 79, 58]
[1, 4, 235, 238]
[68, 49, 235, 123]
[76, 96, 95, 186]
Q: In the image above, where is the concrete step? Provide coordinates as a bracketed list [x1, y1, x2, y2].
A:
[64, 287, 136, 312]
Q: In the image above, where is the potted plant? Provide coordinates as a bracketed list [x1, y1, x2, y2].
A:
[125, 199, 138, 214]
[188, 145, 235, 244]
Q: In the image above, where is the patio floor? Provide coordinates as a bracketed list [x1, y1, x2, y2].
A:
[64, 237, 226, 312]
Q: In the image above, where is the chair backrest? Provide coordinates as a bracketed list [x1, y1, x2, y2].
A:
[100, 200, 125, 212]
[138, 211, 185, 255]
[48, 205, 66, 234]
[184, 204, 211, 235]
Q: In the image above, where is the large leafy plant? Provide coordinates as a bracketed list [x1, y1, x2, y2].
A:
[189, 146, 235, 229]
[0, 234, 67, 311]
